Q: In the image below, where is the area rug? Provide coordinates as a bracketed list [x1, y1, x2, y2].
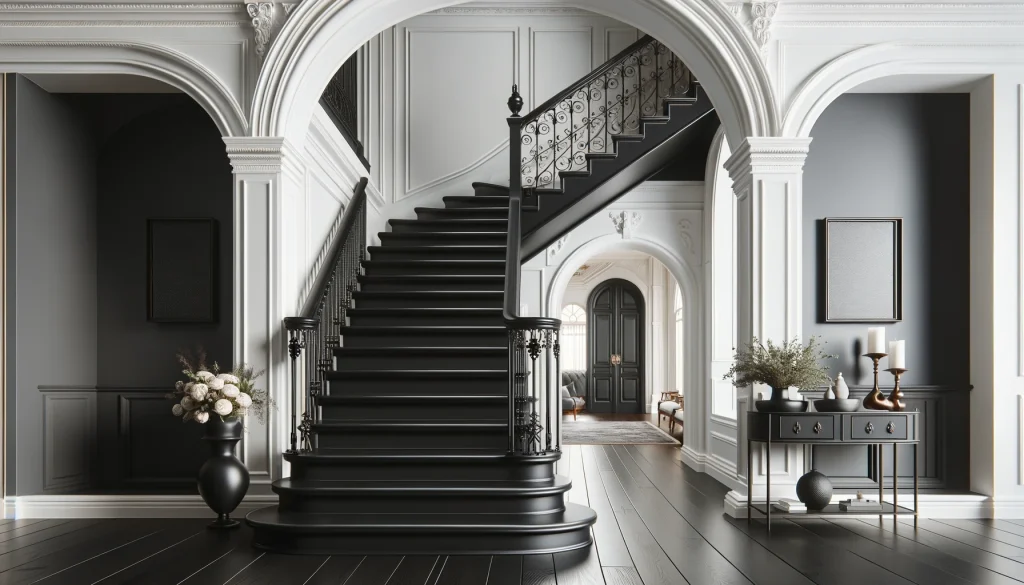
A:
[562, 421, 680, 445]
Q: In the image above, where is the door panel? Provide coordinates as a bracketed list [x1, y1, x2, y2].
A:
[587, 279, 645, 414]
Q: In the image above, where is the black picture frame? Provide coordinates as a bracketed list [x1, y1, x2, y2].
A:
[146, 218, 218, 323]
[823, 217, 903, 323]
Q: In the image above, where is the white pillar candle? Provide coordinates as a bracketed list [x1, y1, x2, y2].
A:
[888, 340, 906, 369]
[867, 327, 886, 354]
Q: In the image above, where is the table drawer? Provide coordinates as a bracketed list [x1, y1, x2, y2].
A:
[850, 414, 908, 440]
[777, 416, 835, 440]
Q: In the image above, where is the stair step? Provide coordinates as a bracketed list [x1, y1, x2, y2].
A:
[346, 307, 503, 326]
[611, 133, 645, 144]
[356, 274, 505, 292]
[559, 170, 590, 179]
[324, 369, 507, 395]
[312, 420, 506, 449]
[379, 231, 507, 246]
[352, 290, 503, 308]
[415, 207, 509, 220]
[472, 182, 510, 197]
[284, 448, 557, 482]
[641, 115, 671, 124]
[333, 346, 507, 370]
[585, 152, 617, 160]
[247, 503, 596, 555]
[317, 394, 507, 421]
[443, 195, 514, 209]
[368, 245, 506, 261]
[361, 259, 505, 277]
[339, 325, 507, 347]
[271, 476, 570, 515]
[388, 218, 509, 233]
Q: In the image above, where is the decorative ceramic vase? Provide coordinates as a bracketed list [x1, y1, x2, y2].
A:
[835, 373, 850, 399]
[796, 469, 833, 510]
[197, 417, 249, 529]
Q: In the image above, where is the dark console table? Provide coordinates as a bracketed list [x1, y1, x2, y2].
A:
[747, 411, 919, 532]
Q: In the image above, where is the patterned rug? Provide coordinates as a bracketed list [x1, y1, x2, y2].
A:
[562, 421, 680, 445]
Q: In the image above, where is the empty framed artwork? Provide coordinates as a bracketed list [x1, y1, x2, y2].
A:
[823, 217, 902, 323]
[147, 218, 217, 322]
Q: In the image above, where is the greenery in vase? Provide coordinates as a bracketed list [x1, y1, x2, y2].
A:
[167, 348, 273, 424]
[723, 336, 836, 392]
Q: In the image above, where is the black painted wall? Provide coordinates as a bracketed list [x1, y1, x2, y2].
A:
[802, 93, 971, 490]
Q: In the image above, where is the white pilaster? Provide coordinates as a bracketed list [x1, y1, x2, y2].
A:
[721, 137, 811, 516]
[223, 136, 304, 485]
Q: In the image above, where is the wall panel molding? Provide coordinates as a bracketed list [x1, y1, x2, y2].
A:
[42, 392, 95, 492]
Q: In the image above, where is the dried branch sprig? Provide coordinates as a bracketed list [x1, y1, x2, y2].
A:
[723, 336, 836, 390]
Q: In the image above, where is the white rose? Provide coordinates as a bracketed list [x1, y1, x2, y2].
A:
[190, 383, 209, 402]
[217, 373, 240, 384]
[194, 411, 210, 424]
[207, 378, 225, 391]
[213, 399, 233, 416]
[172, 404, 184, 417]
[236, 393, 252, 408]
[181, 396, 195, 410]
[196, 371, 215, 382]
[222, 384, 240, 398]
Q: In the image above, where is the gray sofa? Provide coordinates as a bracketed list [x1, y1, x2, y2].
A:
[560, 370, 587, 419]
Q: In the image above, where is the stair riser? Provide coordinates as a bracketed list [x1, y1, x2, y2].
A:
[362, 263, 504, 276]
[275, 493, 565, 515]
[368, 248, 506, 261]
[319, 401, 507, 421]
[416, 209, 508, 220]
[347, 313, 503, 326]
[326, 377, 505, 395]
[389, 221, 508, 234]
[314, 428, 507, 449]
[379, 234, 506, 246]
[443, 197, 509, 209]
[352, 294, 502, 309]
[473, 184, 510, 198]
[341, 333, 507, 347]
[333, 353, 507, 371]
[250, 528, 592, 556]
[358, 280, 504, 292]
[288, 459, 556, 482]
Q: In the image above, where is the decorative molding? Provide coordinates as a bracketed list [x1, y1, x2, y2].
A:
[1020, 84, 1024, 378]
[3, 494, 278, 518]
[677, 218, 695, 254]
[723, 137, 812, 192]
[246, 1, 273, 61]
[750, 0, 778, 59]
[425, 6, 591, 16]
[610, 211, 642, 239]
[0, 3, 242, 9]
[0, 20, 245, 26]
[1020, 394, 1024, 485]
[546, 235, 569, 266]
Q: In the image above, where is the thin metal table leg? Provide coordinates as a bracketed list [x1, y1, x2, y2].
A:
[878, 443, 884, 520]
[893, 442, 898, 521]
[914, 442, 919, 526]
[747, 440, 753, 525]
[766, 432, 771, 534]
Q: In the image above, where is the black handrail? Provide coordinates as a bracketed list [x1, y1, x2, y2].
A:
[284, 177, 368, 453]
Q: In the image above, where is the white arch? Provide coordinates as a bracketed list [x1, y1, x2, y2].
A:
[252, 0, 778, 150]
[0, 41, 247, 137]
[782, 43, 1015, 138]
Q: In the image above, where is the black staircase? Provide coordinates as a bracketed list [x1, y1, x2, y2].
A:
[248, 33, 714, 555]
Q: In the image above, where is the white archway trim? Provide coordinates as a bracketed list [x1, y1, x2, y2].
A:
[782, 42, 1024, 138]
[252, 0, 778, 151]
[0, 40, 247, 136]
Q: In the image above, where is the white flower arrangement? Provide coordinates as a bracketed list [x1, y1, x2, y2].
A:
[168, 349, 271, 424]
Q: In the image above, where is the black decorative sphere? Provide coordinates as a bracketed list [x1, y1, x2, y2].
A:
[796, 469, 832, 510]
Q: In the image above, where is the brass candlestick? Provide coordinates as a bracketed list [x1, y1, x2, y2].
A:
[886, 368, 907, 411]
[862, 353, 894, 410]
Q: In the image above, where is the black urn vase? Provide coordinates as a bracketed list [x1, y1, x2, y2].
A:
[197, 417, 249, 529]
[796, 469, 833, 510]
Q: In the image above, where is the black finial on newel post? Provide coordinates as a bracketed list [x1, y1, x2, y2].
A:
[507, 84, 523, 117]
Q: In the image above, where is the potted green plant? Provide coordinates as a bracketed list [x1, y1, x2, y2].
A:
[723, 337, 836, 412]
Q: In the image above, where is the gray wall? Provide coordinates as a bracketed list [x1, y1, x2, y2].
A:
[6, 76, 99, 495]
[802, 93, 971, 490]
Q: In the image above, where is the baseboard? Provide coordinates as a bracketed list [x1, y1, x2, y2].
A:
[704, 454, 744, 493]
[3, 494, 279, 519]
[723, 489, 993, 519]
[680, 445, 706, 472]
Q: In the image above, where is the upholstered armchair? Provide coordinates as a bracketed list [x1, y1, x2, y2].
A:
[560, 370, 587, 419]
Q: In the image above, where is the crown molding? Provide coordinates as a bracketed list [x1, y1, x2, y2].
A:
[774, 1, 1024, 25]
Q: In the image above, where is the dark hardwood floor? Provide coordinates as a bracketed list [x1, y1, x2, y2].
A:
[1, 444, 1019, 584]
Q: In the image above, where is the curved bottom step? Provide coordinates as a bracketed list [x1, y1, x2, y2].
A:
[246, 502, 597, 555]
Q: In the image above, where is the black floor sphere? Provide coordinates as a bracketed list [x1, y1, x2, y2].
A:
[796, 469, 833, 510]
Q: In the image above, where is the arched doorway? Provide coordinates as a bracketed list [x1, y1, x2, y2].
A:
[587, 278, 646, 414]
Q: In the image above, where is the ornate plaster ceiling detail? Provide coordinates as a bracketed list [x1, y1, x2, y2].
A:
[610, 211, 643, 239]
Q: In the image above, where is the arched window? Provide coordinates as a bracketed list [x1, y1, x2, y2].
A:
[674, 287, 683, 394]
[560, 304, 587, 371]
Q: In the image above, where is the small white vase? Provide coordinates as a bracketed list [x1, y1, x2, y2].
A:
[824, 385, 836, 399]
[835, 373, 850, 399]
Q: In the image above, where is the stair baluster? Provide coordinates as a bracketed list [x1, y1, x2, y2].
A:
[284, 177, 369, 453]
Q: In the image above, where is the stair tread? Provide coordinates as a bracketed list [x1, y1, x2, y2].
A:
[273, 476, 570, 494]
[358, 274, 504, 280]
[334, 346, 505, 354]
[390, 219, 508, 225]
[354, 290, 502, 295]
[286, 448, 529, 460]
[313, 420, 506, 429]
[347, 307, 502, 314]
[325, 369, 506, 378]
[317, 394, 506, 401]
[342, 325, 505, 331]
[247, 503, 596, 532]
[362, 259, 505, 265]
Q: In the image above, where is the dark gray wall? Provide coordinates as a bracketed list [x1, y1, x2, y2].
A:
[6, 76, 99, 495]
[802, 93, 971, 490]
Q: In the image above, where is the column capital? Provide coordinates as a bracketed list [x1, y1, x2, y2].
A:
[724, 137, 812, 190]
[222, 136, 302, 181]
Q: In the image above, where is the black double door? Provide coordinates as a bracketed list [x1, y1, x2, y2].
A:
[587, 279, 645, 414]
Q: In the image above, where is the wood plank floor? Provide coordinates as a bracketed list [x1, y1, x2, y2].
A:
[1, 444, 1019, 584]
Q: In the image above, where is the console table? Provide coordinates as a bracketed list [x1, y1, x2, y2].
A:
[747, 411, 919, 532]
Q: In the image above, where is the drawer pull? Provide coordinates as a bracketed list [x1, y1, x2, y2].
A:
[813, 422, 822, 434]
[886, 422, 895, 434]
[865, 422, 874, 434]
[792, 422, 801, 434]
